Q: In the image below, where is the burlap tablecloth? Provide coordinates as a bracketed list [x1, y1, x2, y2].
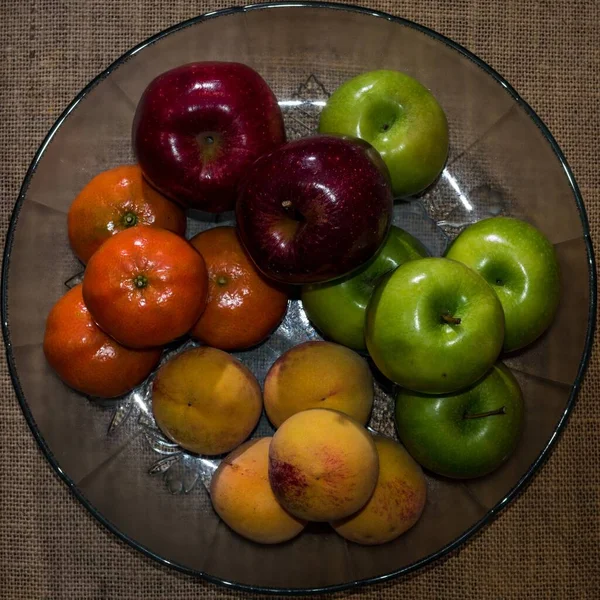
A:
[1, 1, 598, 598]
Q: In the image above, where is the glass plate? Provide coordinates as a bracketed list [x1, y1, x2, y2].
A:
[1, 2, 595, 594]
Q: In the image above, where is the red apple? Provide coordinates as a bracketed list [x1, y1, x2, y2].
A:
[236, 135, 393, 284]
[133, 62, 286, 213]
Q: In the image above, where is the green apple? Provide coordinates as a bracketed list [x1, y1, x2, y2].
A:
[366, 257, 504, 393]
[445, 216, 560, 352]
[301, 226, 428, 350]
[395, 362, 524, 479]
[318, 70, 449, 198]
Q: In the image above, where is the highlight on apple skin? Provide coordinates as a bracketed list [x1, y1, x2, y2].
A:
[366, 257, 505, 394]
[395, 362, 525, 479]
[133, 61, 286, 213]
[302, 225, 429, 350]
[236, 134, 394, 285]
[445, 216, 560, 352]
[319, 69, 449, 198]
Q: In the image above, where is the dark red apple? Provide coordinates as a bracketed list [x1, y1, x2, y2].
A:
[132, 62, 286, 213]
[236, 135, 393, 284]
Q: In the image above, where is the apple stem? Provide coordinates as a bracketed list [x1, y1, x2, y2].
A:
[463, 406, 506, 420]
[281, 200, 292, 209]
[441, 313, 461, 325]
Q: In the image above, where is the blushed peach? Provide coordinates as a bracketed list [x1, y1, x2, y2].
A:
[210, 437, 306, 544]
[268, 408, 379, 522]
[264, 341, 373, 428]
[152, 347, 262, 455]
[332, 436, 426, 545]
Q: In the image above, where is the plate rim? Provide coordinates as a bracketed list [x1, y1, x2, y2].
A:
[1, 1, 596, 595]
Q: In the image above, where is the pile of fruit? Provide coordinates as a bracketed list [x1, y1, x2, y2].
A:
[43, 62, 560, 546]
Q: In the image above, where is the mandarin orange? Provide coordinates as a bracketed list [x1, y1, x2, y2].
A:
[83, 226, 208, 348]
[43, 285, 161, 398]
[68, 164, 186, 263]
[189, 226, 288, 350]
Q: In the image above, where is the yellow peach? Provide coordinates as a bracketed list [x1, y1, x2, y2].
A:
[152, 347, 262, 455]
[264, 341, 373, 427]
[332, 436, 426, 544]
[269, 408, 379, 521]
[210, 437, 306, 544]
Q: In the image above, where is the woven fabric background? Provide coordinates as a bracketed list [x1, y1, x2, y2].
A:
[1, 1, 598, 598]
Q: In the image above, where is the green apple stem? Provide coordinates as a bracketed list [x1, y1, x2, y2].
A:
[463, 407, 506, 420]
[441, 313, 461, 325]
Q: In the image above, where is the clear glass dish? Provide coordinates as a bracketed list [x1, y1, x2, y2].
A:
[1, 2, 595, 594]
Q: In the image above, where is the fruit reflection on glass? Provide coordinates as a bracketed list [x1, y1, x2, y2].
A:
[395, 362, 524, 479]
[152, 347, 263, 456]
[319, 70, 449, 198]
[366, 257, 505, 394]
[332, 436, 427, 545]
[268, 408, 379, 522]
[189, 226, 289, 351]
[211, 438, 306, 544]
[133, 62, 286, 212]
[264, 341, 373, 427]
[302, 225, 428, 350]
[445, 216, 560, 352]
[236, 135, 394, 284]
[82, 226, 208, 349]
[43, 285, 162, 398]
[67, 164, 186, 264]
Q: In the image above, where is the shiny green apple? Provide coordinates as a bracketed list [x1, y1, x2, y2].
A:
[445, 216, 560, 352]
[318, 70, 449, 198]
[395, 362, 524, 479]
[366, 257, 504, 393]
[302, 226, 428, 350]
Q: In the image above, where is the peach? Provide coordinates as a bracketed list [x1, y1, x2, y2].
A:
[332, 436, 426, 545]
[210, 437, 306, 544]
[152, 347, 262, 455]
[264, 341, 373, 428]
[268, 408, 379, 521]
